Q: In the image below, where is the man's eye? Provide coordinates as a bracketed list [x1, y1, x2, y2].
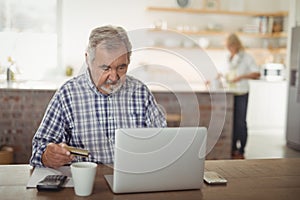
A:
[100, 65, 110, 71]
[118, 64, 127, 71]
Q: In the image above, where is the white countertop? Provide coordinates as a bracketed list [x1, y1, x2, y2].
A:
[1, 79, 271, 94]
[0, 80, 66, 90]
[148, 83, 246, 93]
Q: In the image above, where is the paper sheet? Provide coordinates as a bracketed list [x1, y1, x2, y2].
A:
[26, 166, 74, 188]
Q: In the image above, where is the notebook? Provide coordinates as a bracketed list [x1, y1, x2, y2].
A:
[104, 127, 207, 193]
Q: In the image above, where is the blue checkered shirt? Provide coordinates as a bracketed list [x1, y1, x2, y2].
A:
[30, 69, 167, 166]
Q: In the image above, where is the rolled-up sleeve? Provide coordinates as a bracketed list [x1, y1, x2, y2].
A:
[30, 91, 67, 167]
[144, 87, 167, 127]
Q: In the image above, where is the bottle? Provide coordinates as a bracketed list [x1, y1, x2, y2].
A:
[0, 61, 5, 81]
[6, 56, 15, 82]
[65, 65, 74, 76]
[6, 66, 11, 82]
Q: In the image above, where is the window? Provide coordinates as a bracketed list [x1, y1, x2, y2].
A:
[0, 0, 58, 81]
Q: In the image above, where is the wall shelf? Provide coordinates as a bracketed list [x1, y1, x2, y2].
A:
[147, 6, 288, 17]
[149, 46, 286, 52]
[236, 32, 287, 38]
[150, 28, 287, 39]
[147, 6, 288, 65]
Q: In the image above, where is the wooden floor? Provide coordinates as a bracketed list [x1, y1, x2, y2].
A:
[245, 130, 300, 159]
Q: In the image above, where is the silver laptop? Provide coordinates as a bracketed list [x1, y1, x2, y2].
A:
[104, 127, 207, 193]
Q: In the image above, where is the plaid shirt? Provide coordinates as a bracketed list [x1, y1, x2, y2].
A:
[30, 69, 166, 166]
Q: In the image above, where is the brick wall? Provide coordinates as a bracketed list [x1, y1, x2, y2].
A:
[0, 89, 55, 163]
[0, 89, 233, 163]
[153, 92, 233, 160]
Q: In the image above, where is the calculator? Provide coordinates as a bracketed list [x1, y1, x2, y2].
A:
[37, 175, 68, 191]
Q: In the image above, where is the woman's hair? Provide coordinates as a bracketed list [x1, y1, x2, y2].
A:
[87, 25, 132, 63]
[226, 33, 245, 52]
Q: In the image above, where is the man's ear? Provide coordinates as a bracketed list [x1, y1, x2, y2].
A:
[85, 53, 89, 68]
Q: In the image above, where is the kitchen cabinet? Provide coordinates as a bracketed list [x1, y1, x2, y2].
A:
[247, 80, 287, 133]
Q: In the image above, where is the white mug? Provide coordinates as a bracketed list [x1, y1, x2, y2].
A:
[71, 162, 97, 196]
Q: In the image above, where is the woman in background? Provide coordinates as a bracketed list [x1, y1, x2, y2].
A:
[224, 33, 260, 159]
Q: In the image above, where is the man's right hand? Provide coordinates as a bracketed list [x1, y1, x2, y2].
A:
[42, 143, 74, 169]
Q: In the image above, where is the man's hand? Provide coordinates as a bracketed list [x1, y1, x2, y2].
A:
[42, 143, 74, 168]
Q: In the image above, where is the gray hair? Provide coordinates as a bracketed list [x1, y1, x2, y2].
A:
[86, 25, 132, 63]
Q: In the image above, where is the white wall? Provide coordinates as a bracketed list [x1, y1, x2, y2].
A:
[61, 0, 288, 79]
[62, 0, 151, 72]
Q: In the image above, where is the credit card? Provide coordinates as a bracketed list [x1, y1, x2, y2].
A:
[64, 146, 89, 157]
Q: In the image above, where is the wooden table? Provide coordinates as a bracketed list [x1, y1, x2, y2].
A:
[1, 158, 300, 200]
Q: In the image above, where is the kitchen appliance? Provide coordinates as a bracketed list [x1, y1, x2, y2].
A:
[262, 63, 285, 81]
[286, 26, 300, 151]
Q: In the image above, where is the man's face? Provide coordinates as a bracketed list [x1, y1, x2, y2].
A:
[87, 45, 129, 95]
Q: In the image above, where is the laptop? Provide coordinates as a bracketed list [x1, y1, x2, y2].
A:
[104, 127, 207, 193]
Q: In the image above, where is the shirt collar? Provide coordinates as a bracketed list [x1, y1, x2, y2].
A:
[84, 68, 104, 95]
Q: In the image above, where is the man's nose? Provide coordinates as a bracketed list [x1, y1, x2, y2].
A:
[108, 69, 119, 82]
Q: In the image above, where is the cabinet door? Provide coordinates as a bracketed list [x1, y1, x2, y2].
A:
[247, 80, 287, 133]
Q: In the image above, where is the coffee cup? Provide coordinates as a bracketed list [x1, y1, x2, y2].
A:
[71, 162, 97, 196]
